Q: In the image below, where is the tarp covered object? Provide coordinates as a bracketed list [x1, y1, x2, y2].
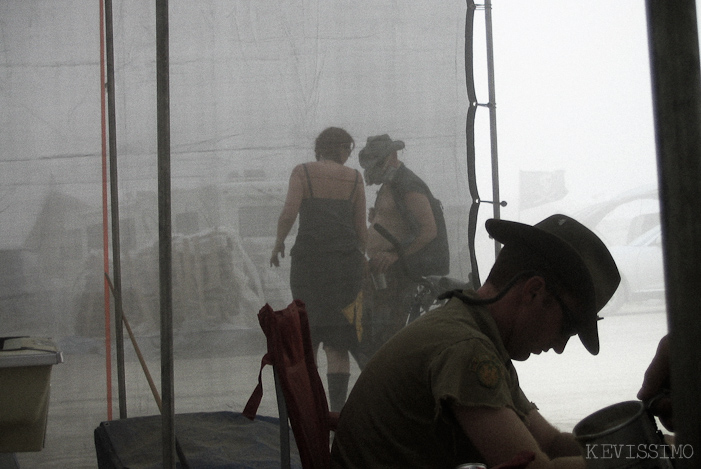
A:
[94, 411, 301, 468]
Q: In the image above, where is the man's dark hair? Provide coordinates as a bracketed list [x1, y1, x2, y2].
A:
[314, 127, 355, 162]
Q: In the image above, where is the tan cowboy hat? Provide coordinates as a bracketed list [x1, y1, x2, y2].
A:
[486, 214, 621, 355]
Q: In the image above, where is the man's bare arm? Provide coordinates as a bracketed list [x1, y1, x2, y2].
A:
[271, 167, 304, 266]
[526, 409, 582, 459]
[451, 404, 585, 469]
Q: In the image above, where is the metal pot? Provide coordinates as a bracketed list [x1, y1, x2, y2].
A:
[573, 396, 674, 468]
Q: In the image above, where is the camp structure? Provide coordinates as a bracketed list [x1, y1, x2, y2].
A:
[1, 1, 699, 468]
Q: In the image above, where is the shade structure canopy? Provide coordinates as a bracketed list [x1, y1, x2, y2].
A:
[2, 1, 692, 467]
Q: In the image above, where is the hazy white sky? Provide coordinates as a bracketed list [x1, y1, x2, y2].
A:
[477, 1, 658, 220]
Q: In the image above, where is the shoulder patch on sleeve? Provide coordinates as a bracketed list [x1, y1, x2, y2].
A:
[470, 356, 502, 389]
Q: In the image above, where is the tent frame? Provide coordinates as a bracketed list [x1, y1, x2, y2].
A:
[646, 2, 701, 466]
[99, 1, 701, 467]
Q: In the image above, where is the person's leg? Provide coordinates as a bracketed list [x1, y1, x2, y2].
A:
[324, 345, 350, 412]
[352, 275, 375, 369]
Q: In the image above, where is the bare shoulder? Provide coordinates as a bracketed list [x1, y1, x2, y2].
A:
[290, 163, 307, 174]
[344, 165, 362, 181]
[309, 161, 359, 180]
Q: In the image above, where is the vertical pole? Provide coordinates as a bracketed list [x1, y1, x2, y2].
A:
[98, 0, 113, 421]
[156, 0, 175, 467]
[484, 0, 502, 258]
[274, 369, 291, 469]
[104, 0, 128, 419]
[464, 0, 482, 287]
[645, 2, 701, 467]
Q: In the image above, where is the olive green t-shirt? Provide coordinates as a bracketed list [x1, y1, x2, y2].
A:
[331, 293, 537, 468]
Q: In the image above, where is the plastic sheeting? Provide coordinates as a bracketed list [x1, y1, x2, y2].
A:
[2, 0, 472, 341]
[0, 1, 670, 468]
[94, 412, 301, 469]
[2, 2, 473, 466]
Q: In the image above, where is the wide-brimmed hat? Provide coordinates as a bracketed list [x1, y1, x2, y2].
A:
[485, 214, 620, 355]
[358, 134, 405, 169]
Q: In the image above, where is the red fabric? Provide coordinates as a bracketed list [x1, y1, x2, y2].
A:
[243, 300, 333, 469]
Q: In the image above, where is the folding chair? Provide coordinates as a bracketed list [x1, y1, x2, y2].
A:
[241, 300, 535, 469]
[243, 300, 339, 469]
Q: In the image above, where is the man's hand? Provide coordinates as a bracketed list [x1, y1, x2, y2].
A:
[638, 335, 673, 431]
[369, 251, 399, 274]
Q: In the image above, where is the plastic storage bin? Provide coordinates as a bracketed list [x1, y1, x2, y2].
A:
[0, 337, 63, 453]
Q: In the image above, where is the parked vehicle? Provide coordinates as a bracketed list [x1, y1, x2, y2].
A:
[605, 223, 664, 313]
[578, 185, 664, 314]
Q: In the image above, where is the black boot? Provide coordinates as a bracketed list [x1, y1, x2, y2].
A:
[327, 373, 350, 412]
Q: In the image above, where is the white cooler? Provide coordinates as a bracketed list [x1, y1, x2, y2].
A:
[0, 337, 63, 453]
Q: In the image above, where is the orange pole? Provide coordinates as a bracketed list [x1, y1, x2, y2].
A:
[99, 0, 113, 421]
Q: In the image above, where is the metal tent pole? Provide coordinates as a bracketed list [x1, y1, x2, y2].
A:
[104, 0, 128, 419]
[465, 0, 504, 286]
[645, 2, 701, 466]
[465, 0, 481, 288]
[98, 0, 113, 422]
[155, 0, 176, 466]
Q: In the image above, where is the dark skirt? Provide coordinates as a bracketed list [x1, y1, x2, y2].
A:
[290, 248, 363, 350]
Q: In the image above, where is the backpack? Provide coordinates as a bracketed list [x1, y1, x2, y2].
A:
[389, 166, 450, 277]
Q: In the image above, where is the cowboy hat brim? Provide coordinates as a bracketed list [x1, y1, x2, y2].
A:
[486, 216, 620, 355]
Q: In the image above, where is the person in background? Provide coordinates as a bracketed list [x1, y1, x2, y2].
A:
[270, 127, 366, 412]
[358, 134, 449, 364]
[331, 214, 621, 468]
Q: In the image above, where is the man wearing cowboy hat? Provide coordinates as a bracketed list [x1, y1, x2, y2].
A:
[357, 134, 448, 362]
[331, 214, 620, 469]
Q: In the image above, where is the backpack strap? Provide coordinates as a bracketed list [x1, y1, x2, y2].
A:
[348, 170, 360, 200]
[302, 163, 315, 198]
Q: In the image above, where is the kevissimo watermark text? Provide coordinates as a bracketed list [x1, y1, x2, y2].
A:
[585, 443, 693, 461]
